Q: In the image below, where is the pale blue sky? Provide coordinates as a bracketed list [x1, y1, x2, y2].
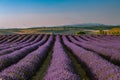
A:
[0, 0, 120, 28]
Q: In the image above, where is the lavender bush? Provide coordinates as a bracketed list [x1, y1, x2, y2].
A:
[44, 35, 80, 80]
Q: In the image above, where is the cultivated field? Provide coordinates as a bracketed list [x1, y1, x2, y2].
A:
[0, 34, 120, 80]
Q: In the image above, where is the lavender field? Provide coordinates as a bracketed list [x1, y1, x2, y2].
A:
[0, 34, 120, 80]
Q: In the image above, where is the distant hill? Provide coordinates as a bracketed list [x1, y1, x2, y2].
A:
[54, 23, 120, 30]
[0, 23, 120, 35]
[65, 23, 107, 27]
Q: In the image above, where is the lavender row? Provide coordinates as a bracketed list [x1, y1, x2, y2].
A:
[0, 35, 7, 41]
[0, 34, 43, 50]
[0, 35, 54, 80]
[2, 35, 21, 44]
[44, 35, 80, 80]
[10, 34, 42, 48]
[63, 35, 120, 80]
[0, 35, 36, 51]
[97, 35, 120, 42]
[77, 35, 120, 50]
[90, 35, 120, 45]
[78, 35, 120, 43]
[0, 35, 17, 44]
[0, 35, 41, 50]
[0, 34, 31, 49]
[75, 35, 120, 50]
[5, 34, 37, 45]
[0, 34, 27, 44]
[0, 34, 33, 45]
[0, 35, 49, 71]
[0, 35, 43, 56]
[0, 34, 38, 49]
[70, 36, 120, 61]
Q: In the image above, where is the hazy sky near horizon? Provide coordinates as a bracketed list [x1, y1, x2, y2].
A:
[0, 0, 120, 28]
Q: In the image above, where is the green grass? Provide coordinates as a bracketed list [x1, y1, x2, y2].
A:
[30, 45, 53, 80]
[62, 44, 90, 80]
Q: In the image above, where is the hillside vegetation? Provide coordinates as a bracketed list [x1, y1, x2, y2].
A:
[0, 26, 120, 35]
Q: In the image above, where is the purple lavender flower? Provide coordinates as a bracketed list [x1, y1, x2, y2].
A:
[44, 35, 80, 80]
[62, 35, 120, 80]
[0, 35, 54, 80]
